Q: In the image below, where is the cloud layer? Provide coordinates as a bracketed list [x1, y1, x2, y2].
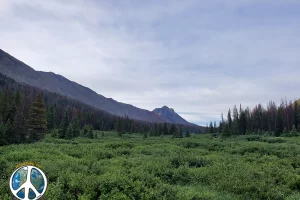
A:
[1, 0, 300, 125]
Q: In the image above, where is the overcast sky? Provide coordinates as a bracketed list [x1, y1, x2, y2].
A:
[1, 0, 300, 126]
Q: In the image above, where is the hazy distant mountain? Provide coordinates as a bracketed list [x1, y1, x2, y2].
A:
[153, 106, 192, 125]
[0, 49, 199, 126]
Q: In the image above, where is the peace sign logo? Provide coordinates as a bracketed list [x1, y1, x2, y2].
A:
[9, 166, 47, 200]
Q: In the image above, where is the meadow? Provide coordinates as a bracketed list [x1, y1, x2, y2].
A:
[1, 132, 300, 200]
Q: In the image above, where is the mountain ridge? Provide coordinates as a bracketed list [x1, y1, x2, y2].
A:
[0, 49, 199, 126]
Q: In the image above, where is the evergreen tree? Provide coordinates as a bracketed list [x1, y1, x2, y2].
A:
[0, 90, 9, 121]
[87, 125, 94, 139]
[169, 124, 176, 136]
[227, 109, 232, 130]
[0, 122, 6, 145]
[47, 105, 56, 131]
[5, 119, 13, 143]
[66, 123, 73, 139]
[239, 111, 247, 135]
[158, 123, 163, 136]
[28, 93, 47, 142]
[209, 121, 214, 133]
[283, 127, 288, 135]
[275, 108, 283, 136]
[290, 125, 299, 136]
[205, 124, 208, 133]
[58, 111, 68, 139]
[179, 125, 183, 138]
[83, 125, 89, 136]
[222, 124, 231, 137]
[186, 128, 190, 137]
[12, 106, 26, 144]
[154, 123, 158, 136]
[163, 122, 168, 135]
[14, 91, 21, 108]
[213, 121, 217, 133]
[72, 117, 80, 137]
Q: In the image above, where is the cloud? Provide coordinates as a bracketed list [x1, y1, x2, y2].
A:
[1, 0, 300, 126]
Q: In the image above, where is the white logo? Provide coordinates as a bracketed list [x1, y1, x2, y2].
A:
[9, 166, 47, 200]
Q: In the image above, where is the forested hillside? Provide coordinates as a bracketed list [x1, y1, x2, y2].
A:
[0, 73, 202, 146]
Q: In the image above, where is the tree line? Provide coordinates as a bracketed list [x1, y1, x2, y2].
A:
[0, 73, 202, 145]
[207, 99, 300, 137]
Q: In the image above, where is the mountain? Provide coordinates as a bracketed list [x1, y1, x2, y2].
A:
[152, 106, 191, 125]
[0, 49, 199, 126]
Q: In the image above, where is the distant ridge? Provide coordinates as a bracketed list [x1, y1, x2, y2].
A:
[0, 49, 201, 127]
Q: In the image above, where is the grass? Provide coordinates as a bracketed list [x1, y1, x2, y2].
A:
[1, 132, 300, 199]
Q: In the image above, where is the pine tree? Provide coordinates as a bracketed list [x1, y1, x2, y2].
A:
[169, 124, 176, 136]
[163, 122, 168, 135]
[227, 109, 232, 130]
[158, 123, 163, 136]
[12, 106, 26, 144]
[239, 111, 247, 135]
[213, 121, 217, 133]
[5, 119, 13, 143]
[290, 125, 299, 136]
[179, 125, 183, 138]
[0, 90, 9, 121]
[47, 105, 56, 131]
[275, 108, 283, 137]
[209, 121, 214, 133]
[58, 111, 68, 138]
[14, 91, 21, 108]
[87, 125, 94, 139]
[83, 125, 89, 136]
[222, 124, 231, 137]
[28, 93, 47, 142]
[0, 122, 7, 145]
[186, 129, 190, 137]
[66, 123, 73, 139]
[72, 117, 80, 137]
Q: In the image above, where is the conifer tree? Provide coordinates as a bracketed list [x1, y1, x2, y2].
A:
[87, 125, 94, 139]
[209, 121, 214, 133]
[275, 108, 283, 136]
[227, 109, 232, 130]
[290, 125, 299, 136]
[294, 101, 298, 129]
[66, 123, 73, 139]
[47, 105, 56, 131]
[5, 119, 13, 143]
[163, 122, 168, 135]
[72, 117, 80, 137]
[158, 123, 163, 136]
[239, 111, 247, 135]
[0, 90, 9, 121]
[58, 111, 68, 138]
[28, 93, 47, 141]
[179, 125, 183, 138]
[0, 122, 5, 145]
[83, 125, 89, 136]
[213, 121, 217, 133]
[222, 124, 231, 137]
[169, 124, 176, 136]
[12, 106, 26, 143]
[186, 128, 190, 137]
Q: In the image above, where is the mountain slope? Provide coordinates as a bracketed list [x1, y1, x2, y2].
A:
[153, 106, 191, 125]
[0, 49, 197, 126]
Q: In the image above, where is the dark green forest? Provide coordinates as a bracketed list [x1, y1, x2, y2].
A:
[0, 73, 201, 146]
[207, 99, 300, 137]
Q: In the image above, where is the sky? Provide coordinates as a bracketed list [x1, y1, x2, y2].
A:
[1, 0, 300, 126]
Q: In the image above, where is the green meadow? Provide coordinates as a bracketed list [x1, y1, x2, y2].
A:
[1, 132, 300, 200]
